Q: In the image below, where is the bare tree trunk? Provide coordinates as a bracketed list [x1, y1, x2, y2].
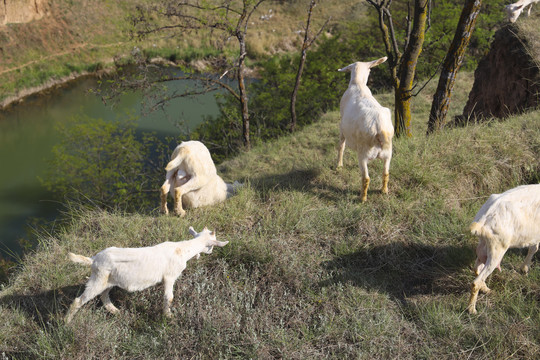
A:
[394, 0, 428, 137]
[367, 0, 429, 138]
[237, 32, 250, 149]
[290, 48, 307, 133]
[394, 87, 412, 136]
[290, 0, 316, 132]
[427, 0, 482, 134]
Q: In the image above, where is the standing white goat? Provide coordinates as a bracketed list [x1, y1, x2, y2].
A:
[65, 226, 228, 323]
[467, 184, 540, 314]
[160, 141, 240, 217]
[336, 57, 394, 202]
[505, 0, 539, 22]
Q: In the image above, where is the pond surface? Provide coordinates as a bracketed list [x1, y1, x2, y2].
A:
[0, 73, 223, 259]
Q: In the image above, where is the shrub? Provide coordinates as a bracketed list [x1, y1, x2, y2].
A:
[41, 115, 173, 210]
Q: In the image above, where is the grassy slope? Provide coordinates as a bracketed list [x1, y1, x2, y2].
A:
[0, 0, 362, 105]
[518, 15, 540, 68]
[0, 0, 135, 101]
[1, 71, 540, 358]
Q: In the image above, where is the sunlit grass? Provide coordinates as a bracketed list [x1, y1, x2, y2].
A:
[1, 70, 540, 358]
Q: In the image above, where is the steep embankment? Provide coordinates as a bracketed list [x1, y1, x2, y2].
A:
[0, 0, 49, 25]
[460, 15, 540, 120]
[0, 0, 137, 107]
[1, 71, 540, 358]
[0, 0, 364, 109]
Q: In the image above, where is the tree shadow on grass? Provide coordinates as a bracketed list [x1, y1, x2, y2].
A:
[320, 241, 476, 305]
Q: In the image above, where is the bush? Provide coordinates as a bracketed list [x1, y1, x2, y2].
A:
[41, 115, 174, 210]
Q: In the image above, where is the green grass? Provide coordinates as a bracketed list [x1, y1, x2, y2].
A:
[0, 0, 363, 105]
[0, 0, 135, 102]
[1, 72, 540, 358]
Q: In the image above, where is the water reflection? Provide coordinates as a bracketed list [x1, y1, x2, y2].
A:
[0, 73, 223, 258]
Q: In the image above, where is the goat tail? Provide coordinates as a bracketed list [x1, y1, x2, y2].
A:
[68, 252, 93, 266]
[165, 146, 188, 171]
[377, 130, 393, 151]
[470, 221, 494, 240]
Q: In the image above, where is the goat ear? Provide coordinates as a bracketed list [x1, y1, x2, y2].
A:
[188, 226, 198, 236]
[210, 230, 215, 236]
[370, 57, 387, 68]
[338, 63, 354, 72]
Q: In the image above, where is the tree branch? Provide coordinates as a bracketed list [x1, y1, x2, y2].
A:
[157, 74, 241, 101]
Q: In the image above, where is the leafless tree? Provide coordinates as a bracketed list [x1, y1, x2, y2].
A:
[290, 0, 330, 132]
[126, 0, 266, 150]
[427, 0, 482, 134]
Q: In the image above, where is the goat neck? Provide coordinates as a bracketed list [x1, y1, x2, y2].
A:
[176, 236, 211, 261]
[348, 67, 373, 98]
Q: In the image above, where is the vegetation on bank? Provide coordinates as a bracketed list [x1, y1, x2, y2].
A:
[1, 71, 540, 358]
[1, 1, 540, 357]
[0, 0, 361, 106]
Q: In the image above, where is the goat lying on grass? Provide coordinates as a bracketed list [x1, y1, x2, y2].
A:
[65, 226, 228, 323]
[467, 184, 540, 314]
[160, 140, 241, 217]
[336, 57, 394, 202]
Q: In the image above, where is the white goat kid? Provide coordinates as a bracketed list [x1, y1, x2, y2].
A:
[467, 184, 540, 314]
[160, 141, 239, 217]
[337, 57, 394, 202]
[65, 226, 228, 323]
[505, 0, 539, 22]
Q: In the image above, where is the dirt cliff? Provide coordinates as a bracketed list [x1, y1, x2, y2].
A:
[0, 0, 48, 25]
[459, 16, 540, 121]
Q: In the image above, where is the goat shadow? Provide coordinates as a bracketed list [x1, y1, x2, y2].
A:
[1, 280, 171, 331]
[320, 241, 476, 305]
[248, 167, 380, 203]
[0, 284, 82, 326]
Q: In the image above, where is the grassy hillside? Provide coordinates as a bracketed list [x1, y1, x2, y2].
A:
[1, 72, 540, 358]
[0, 0, 133, 104]
[518, 15, 540, 67]
[0, 0, 362, 106]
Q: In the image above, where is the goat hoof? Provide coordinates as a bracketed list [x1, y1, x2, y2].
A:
[104, 303, 120, 314]
[467, 306, 477, 315]
[521, 265, 529, 274]
[175, 209, 186, 217]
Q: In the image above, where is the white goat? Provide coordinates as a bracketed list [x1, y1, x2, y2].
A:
[336, 57, 394, 202]
[505, 0, 539, 22]
[65, 226, 228, 323]
[467, 184, 540, 314]
[160, 141, 241, 217]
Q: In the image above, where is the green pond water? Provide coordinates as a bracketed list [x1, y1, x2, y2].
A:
[0, 74, 222, 259]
